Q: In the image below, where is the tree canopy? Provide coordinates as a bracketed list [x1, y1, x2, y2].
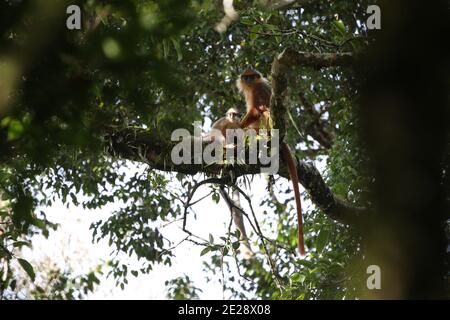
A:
[0, 0, 448, 300]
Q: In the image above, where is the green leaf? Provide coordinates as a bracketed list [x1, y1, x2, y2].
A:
[291, 272, 306, 284]
[18, 258, 35, 282]
[0, 116, 11, 127]
[208, 234, 214, 244]
[201, 0, 211, 12]
[200, 247, 210, 256]
[250, 25, 262, 41]
[333, 20, 346, 35]
[265, 24, 277, 32]
[12, 241, 32, 248]
[290, 272, 301, 282]
[162, 39, 169, 58]
[309, 267, 320, 274]
[316, 229, 329, 253]
[222, 246, 229, 256]
[22, 113, 32, 126]
[211, 245, 221, 252]
[212, 192, 220, 204]
[7, 119, 24, 140]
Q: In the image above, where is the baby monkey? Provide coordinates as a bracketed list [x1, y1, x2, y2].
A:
[206, 108, 255, 258]
[205, 107, 242, 148]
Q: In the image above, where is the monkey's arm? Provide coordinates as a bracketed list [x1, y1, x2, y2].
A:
[239, 108, 260, 129]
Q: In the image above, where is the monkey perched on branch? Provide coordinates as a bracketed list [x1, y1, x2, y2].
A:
[205, 108, 254, 258]
[203, 107, 241, 149]
[237, 67, 306, 256]
[237, 69, 272, 132]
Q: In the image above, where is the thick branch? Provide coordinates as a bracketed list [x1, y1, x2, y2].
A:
[270, 0, 311, 10]
[107, 129, 368, 225]
[276, 48, 356, 69]
[270, 48, 352, 139]
[278, 159, 367, 225]
[269, 49, 366, 224]
[107, 128, 262, 177]
[271, 53, 289, 139]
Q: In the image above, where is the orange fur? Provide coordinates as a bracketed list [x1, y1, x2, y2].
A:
[237, 68, 305, 256]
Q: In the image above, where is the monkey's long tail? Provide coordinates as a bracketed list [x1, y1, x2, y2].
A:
[281, 142, 305, 256]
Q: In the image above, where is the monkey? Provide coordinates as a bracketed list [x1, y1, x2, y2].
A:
[237, 70, 272, 132]
[203, 107, 242, 148]
[237, 67, 306, 256]
[211, 107, 241, 138]
[206, 108, 254, 258]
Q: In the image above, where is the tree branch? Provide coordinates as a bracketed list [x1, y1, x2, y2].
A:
[269, 48, 367, 225]
[106, 49, 363, 229]
[270, 48, 350, 145]
[107, 128, 368, 225]
[275, 48, 356, 69]
[288, 159, 367, 225]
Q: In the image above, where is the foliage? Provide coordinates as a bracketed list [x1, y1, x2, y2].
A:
[0, 0, 380, 299]
[166, 275, 202, 300]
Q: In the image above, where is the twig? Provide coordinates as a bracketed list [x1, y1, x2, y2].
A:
[182, 177, 229, 232]
[159, 217, 183, 229]
[288, 107, 306, 140]
[233, 185, 285, 290]
[189, 191, 214, 207]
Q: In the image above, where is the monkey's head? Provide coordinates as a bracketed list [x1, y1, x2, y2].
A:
[236, 67, 263, 92]
[240, 68, 261, 84]
[226, 107, 241, 121]
[241, 68, 261, 85]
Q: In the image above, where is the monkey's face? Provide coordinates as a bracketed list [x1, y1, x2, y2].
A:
[236, 68, 262, 92]
[226, 111, 241, 121]
[240, 72, 261, 85]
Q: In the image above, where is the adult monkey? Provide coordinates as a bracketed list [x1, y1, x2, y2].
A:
[237, 67, 305, 256]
